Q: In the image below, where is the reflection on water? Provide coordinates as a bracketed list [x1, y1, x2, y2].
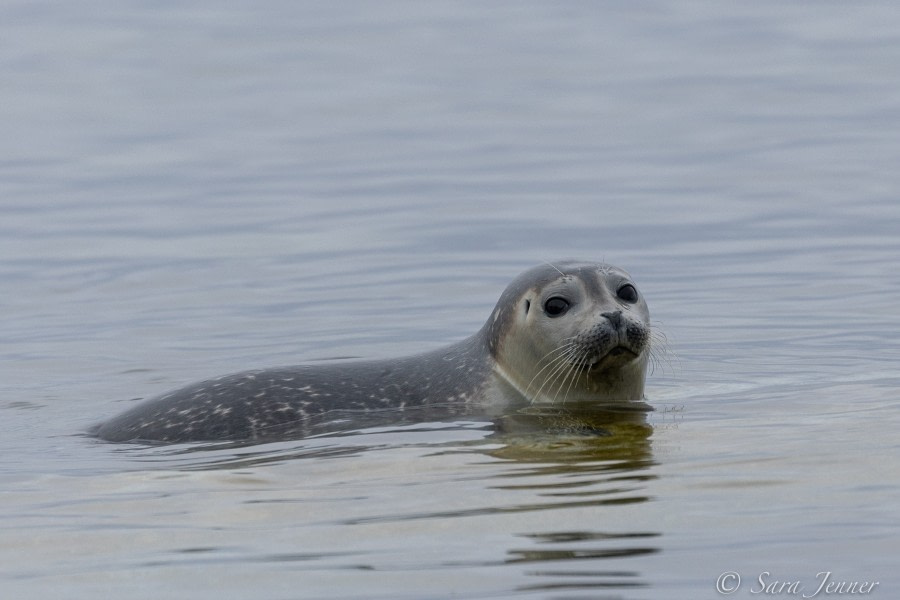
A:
[493, 402, 654, 459]
[513, 530, 657, 594]
[84, 407, 661, 596]
[217, 409, 656, 594]
[489, 416, 658, 593]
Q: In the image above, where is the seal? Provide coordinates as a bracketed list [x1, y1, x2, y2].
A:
[93, 261, 652, 443]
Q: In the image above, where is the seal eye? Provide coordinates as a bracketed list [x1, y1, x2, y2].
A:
[543, 296, 570, 317]
[617, 284, 639, 303]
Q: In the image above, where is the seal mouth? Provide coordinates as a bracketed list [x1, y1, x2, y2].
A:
[582, 346, 639, 371]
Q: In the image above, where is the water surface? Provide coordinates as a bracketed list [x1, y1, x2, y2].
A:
[2, 2, 899, 598]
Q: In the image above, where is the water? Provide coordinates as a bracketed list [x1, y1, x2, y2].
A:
[2, 1, 899, 598]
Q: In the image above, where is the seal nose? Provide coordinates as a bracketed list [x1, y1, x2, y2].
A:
[602, 310, 623, 328]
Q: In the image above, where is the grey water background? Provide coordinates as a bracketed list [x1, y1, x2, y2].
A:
[3, 1, 900, 598]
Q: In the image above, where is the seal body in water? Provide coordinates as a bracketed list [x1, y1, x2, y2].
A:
[93, 261, 651, 443]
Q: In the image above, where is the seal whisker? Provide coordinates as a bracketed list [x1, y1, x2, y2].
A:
[648, 324, 676, 376]
[559, 352, 589, 405]
[531, 345, 581, 405]
[553, 348, 579, 404]
[546, 349, 579, 405]
[551, 356, 578, 405]
[522, 340, 578, 397]
[547, 345, 584, 405]
[528, 358, 572, 404]
[541, 260, 566, 277]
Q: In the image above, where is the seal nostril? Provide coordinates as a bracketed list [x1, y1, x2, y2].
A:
[602, 311, 623, 327]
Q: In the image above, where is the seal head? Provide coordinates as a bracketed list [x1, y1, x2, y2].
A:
[484, 261, 650, 407]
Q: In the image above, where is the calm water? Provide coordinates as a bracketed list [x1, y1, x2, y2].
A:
[3, 2, 899, 599]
